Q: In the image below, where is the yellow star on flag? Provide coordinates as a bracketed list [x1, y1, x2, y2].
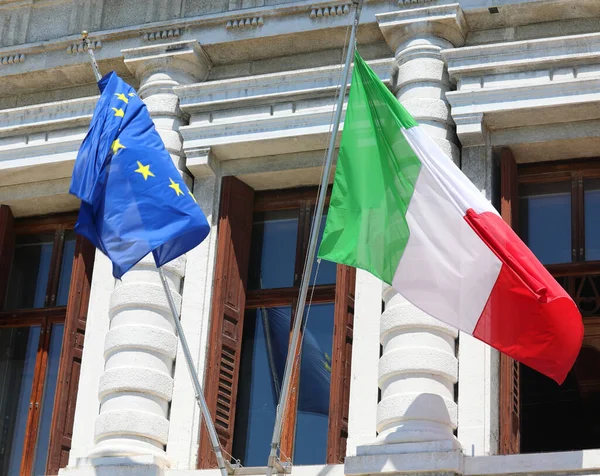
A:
[115, 92, 129, 103]
[188, 190, 197, 203]
[134, 161, 155, 181]
[169, 178, 183, 196]
[111, 138, 126, 154]
[112, 107, 125, 117]
[128, 92, 136, 97]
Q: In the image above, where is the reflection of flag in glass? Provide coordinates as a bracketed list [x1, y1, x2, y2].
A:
[261, 307, 330, 416]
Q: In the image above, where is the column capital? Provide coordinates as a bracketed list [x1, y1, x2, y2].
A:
[376, 3, 467, 53]
[122, 40, 212, 86]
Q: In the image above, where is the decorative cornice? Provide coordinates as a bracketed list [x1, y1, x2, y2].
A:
[144, 28, 182, 41]
[66, 40, 102, 55]
[442, 31, 600, 81]
[376, 3, 467, 51]
[0, 53, 24, 64]
[309, 4, 350, 18]
[225, 16, 263, 29]
[177, 58, 395, 160]
[122, 40, 212, 83]
[0, 96, 96, 137]
[398, 0, 436, 6]
[176, 57, 394, 114]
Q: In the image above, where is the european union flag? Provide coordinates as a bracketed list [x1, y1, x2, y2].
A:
[70, 72, 210, 278]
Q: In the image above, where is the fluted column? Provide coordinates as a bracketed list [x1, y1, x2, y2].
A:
[86, 41, 212, 466]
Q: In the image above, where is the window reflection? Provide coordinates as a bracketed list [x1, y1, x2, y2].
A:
[248, 211, 299, 290]
[32, 324, 64, 476]
[584, 178, 600, 261]
[233, 307, 292, 466]
[56, 231, 76, 306]
[519, 181, 571, 264]
[5, 234, 54, 310]
[0, 326, 41, 475]
[293, 303, 334, 465]
[311, 215, 337, 286]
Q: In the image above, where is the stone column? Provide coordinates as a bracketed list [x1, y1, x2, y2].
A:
[85, 41, 212, 467]
[346, 5, 467, 474]
[377, 286, 459, 448]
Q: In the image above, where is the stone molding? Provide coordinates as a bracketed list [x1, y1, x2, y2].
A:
[176, 58, 394, 113]
[443, 32, 600, 150]
[443, 31, 600, 81]
[176, 58, 394, 161]
[309, 4, 351, 18]
[184, 146, 220, 180]
[376, 3, 468, 52]
[122, 40, 212, 85]
[0, 52, 24, 64]
[144, 28, 182, 41]
[225, 16, 264, 29]
[0, 96, 96, 137]
[66, 40, 102, 55]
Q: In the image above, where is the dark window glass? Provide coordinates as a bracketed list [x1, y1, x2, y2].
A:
[311, 215, 337, 286]
[519, 181, 571, 264]
[32, 323, 64, 476]
[233, 306, 291, 466]
[0, 326, 41, 475]
[293, 303, 334, 464]
[5, 233, 54, 310]
[248, 211, 299, 290]
[56, 231, 76, 306]
[584, 178, 600, 261]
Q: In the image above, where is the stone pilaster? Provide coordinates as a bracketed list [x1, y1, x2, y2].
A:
[83, 41, 212, 468]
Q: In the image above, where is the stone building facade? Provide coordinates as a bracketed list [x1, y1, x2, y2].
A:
[0, 0, 599, 475]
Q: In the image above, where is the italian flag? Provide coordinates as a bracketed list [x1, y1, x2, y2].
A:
[318, 52, 583, 384]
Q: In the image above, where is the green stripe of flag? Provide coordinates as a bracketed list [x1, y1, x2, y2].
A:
[317, 51, 422, 285]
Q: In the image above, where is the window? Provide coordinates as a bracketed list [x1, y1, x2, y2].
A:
[499, 153, 600, 454]
[0, 207, 95, 475]
[199, 178, 355, 468]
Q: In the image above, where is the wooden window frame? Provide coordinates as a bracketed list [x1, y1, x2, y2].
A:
[199, 178, 355, 468]
[499, 155, 600, 454]
[0, 208, 94, 475]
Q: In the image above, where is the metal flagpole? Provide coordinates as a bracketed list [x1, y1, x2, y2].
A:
[265, 1, 364, 473]
[80, 32, 230, 476]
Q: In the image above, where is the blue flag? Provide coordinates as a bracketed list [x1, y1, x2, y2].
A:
[70, 72, 210, 278]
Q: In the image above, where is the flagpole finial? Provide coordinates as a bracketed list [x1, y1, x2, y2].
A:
[81, 30, 103, 82]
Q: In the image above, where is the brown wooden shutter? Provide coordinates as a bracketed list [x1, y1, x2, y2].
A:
[499, 148, 521, 454]
[199, 176, 254, 468]
[0, 205, 15, 309]
[46, 235, 95, 474]
[327, 264, 356, 463]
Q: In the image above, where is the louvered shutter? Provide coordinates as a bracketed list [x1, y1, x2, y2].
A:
[199, 176, 254, 468]
[327, 264, 356, 463]
[499, 148, 521, 454]
[46, 235, 95, 473]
